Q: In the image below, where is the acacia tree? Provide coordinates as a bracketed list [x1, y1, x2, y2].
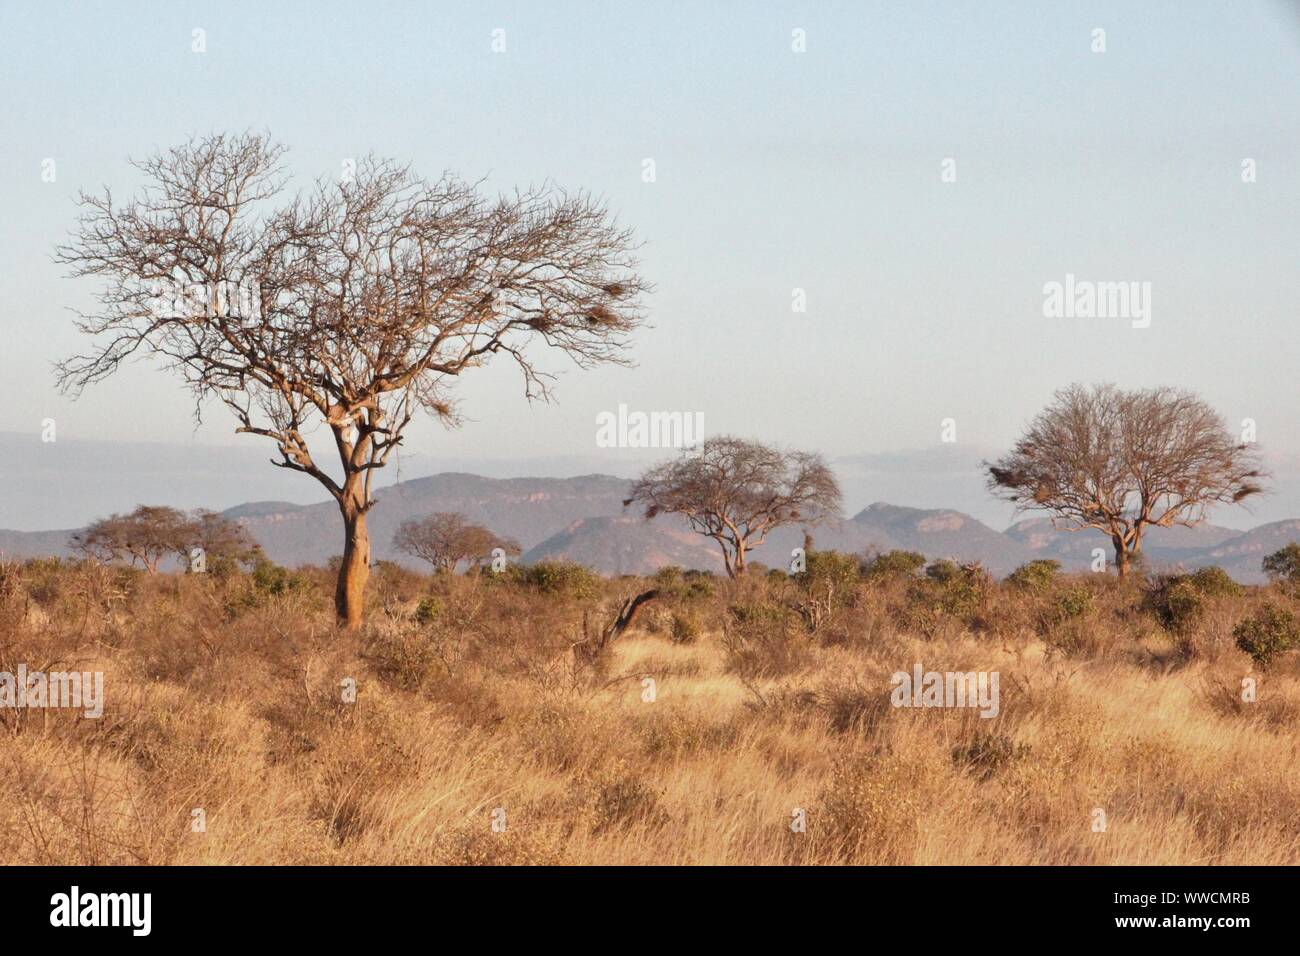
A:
[56, 133, 646, 627]
[70, 505, 257, 573]
[624, 436, 842, 577]
[987, 383, 1266, 578]
[70, 505, 192, 573]
[393, 513, 520, 573]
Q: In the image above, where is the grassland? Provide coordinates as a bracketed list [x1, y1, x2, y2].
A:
[1, 554, 1298, 865]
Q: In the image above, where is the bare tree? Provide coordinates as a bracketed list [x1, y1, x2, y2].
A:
[987, 383, 1266, 577]
[392, 512, 520, 573]
[624, 437, 841, 577]
[56, 133, 646, 627]
[71, 505, 191, 573]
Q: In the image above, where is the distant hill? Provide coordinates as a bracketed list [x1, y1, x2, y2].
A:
[221, 501, 308, 519]
[1, 472, 1297, 582]
[1004, 517, 1257, 576]
[1192, 520, 1300, 582]
[225, 473, 632, 567]
[850, 503, 1032, 573]
[524, 515, 725, 575]
[1005, 516, 1239, 557]
[0, 528, 77, 561]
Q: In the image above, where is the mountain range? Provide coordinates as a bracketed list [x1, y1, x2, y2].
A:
[1, 472, 1297, 582]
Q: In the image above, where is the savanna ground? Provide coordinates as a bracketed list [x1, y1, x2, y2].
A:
[1, 551, 1298, 866]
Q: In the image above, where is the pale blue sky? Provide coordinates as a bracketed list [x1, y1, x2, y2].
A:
[2, 1, 1299, 529]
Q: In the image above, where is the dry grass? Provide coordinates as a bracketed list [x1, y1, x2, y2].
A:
[1, 555, 1298, 865]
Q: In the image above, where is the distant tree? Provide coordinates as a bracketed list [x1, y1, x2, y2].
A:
[392, 513, 520, 572]
[56, 133, 647, 627]
[71, 506, 261, 574]
[624, 437, 841, 577]
[987, 384, 1265, 578]
[189, 509, 263, 572]
[1262, 543, 1300, 584]
[71, 505, 191, 573]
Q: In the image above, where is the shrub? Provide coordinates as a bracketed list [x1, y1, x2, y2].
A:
[652, 566, 684, 588]
[1262, 543, 1300, 584]
[22, 557, 66, 605]
[1147, 567, 1242, 633]
[952, 731, 1030, 781]
[653, 565, 716, 601]
[924, 559, 961, 585]
[1054, 584, 1093, 620]
[926, 562, 990, 617]
[680, 569, 716, 600]
[1184, 566, 1242, 598]
[252, 557, 311, 597]
[720, 601, 805, 677]
[814, 754, 922, 861]
[669, 611, 699, 644]
[414, 595, 443, 625]
[364, 628, 447, 693]
[1007, 559, 1061, 593]
[508, 559, 598, 600]
[796, 549, 859, 593]
[578, 764, 667, 834]
[862, 550, 926, 581]
[1234, 604, 1300, 668]
[821, 683, 893, 734]
[792, 549, 860, 630]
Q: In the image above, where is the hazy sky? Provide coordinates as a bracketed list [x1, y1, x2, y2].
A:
[2, 1, 1299, 529]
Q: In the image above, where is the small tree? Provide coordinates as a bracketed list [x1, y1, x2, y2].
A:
[71, 505, 191, 573]
[56, 133, 646, 627]
[71, 506, 260, 574]
[392, 513, 520, 573]
[1262, 543, 1300, 585]
[189, 509, 263, 573]
[987, 384, 1265, 578]
[624, 436, 841, 577]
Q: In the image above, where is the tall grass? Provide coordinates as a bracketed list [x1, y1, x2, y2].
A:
[0, 554, 1296, 865]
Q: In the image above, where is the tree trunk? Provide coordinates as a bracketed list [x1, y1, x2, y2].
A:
[716, 537, 738, 578]
[336, 504, 370, 628]
[1112, 535, 1130, 579]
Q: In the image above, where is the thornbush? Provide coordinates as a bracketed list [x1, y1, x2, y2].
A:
[1054, 584, 1094, 620]
[1007, 559, 1061, 593]
[414, 595, 443, 625]
[669, 610, 699, 644]
[1147, 567, 1242, 633]
[1234, 604, 1300, 668]
[862, 550, 926, 581]
[507, 559, 599, 600]
[720, 601, 805, 677]
[252, 557, 312, 597]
